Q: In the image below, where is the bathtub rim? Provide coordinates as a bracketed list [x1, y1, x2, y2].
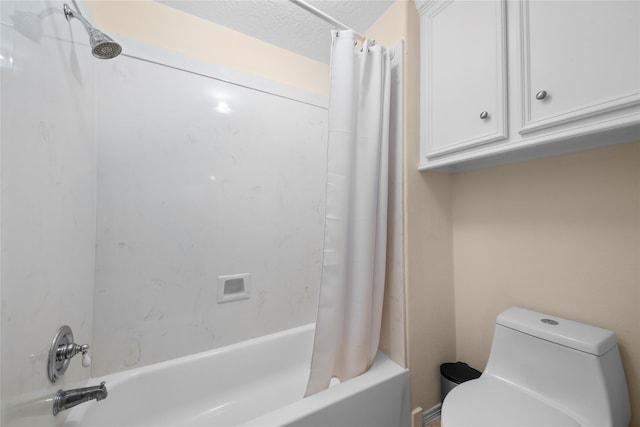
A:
[239, 350, 409, 427]
[64, 323, 315, 424]
[65, 323, 409, 427]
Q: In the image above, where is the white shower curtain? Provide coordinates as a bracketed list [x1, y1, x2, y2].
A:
[305, 30, 391, 397]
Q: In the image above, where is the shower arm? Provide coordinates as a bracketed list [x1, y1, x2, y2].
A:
[63, 3, 98, 35]
[61, 3, 121, 59]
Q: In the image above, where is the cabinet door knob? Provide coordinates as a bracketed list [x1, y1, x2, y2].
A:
[535, 90, 548, 100]
[480, 111, 489, 120]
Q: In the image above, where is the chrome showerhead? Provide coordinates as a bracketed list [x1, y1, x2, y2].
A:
[63, 3, 122, 59]
[88, 29, 122, 59]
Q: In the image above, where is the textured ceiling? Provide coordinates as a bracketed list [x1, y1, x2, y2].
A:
[157, 0, 395, 63]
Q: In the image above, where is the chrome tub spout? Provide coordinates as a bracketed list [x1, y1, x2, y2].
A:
[53, 382, 108, 415]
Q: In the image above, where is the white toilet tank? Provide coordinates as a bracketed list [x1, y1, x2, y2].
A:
[484, 307, 630, 427]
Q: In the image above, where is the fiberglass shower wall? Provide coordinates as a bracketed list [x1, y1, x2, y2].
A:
[91, 40, 327, 377]
[1, 2, 326, 422]
[1, 1, 97, 425]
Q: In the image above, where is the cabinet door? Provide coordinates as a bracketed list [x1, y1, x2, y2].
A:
[520, 0, 640, 134]
[421, 0, 507, 160]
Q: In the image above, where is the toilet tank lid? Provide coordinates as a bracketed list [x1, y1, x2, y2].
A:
[496, 307, 617, 356]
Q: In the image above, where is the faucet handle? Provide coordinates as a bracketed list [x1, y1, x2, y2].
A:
[57, 343, 90, 362]
[82, 349, 91, 368]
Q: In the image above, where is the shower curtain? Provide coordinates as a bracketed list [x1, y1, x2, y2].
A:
[305, 30, 391, 397]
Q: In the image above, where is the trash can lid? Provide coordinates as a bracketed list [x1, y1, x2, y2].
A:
[440, 362, 481, 383]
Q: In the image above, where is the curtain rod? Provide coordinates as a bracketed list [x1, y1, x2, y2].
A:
[288, 0, 367, 43]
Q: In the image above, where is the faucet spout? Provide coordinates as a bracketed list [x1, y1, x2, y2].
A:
[53, 382, 108, 415]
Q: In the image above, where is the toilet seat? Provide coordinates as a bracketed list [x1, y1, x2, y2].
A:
[441, 377, 580, 427]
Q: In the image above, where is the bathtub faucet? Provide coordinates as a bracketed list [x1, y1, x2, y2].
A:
[52, 382, 108, 415]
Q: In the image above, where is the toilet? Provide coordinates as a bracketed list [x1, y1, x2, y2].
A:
[441, 307, 631, 427]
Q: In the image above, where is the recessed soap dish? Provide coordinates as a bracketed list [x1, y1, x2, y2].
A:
[218, 273, 251, 303]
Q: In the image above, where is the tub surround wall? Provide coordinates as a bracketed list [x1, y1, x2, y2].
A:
[92, 43, 327, 376]
[90, 0, 413, 379]
[452, 141, 640, 425]
[1, 1, 97, 426]
[1, 0, 329, 423]
[83, 0, 332, 378]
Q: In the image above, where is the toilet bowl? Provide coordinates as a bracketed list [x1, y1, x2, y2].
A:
[441, 307, 631, 427]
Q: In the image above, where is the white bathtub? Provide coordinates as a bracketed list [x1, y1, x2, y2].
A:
[63, 324, 410, 427]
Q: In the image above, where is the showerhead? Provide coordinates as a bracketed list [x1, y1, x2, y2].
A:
[63, 3, 122, 59]
[88, 29, 122, 59]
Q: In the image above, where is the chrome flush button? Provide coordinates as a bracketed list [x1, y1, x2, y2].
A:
[541, 318, 559, 325]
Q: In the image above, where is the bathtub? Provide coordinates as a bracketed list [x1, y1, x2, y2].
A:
[63, 324, 410, 427]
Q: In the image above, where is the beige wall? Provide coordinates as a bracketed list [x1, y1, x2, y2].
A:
[368, 1, 456, 414]
[85, 0, 329, 96]
[378, 3, 639, 421]
[452, 141, 640, 425]
[401, 4, 456, 416]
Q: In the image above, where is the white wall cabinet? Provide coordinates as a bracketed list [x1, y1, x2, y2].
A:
[420, 0, 508, 157]
[418, 0, 640, 171]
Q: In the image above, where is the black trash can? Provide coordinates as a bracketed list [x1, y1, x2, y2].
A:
[440, 362, 481, 402]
